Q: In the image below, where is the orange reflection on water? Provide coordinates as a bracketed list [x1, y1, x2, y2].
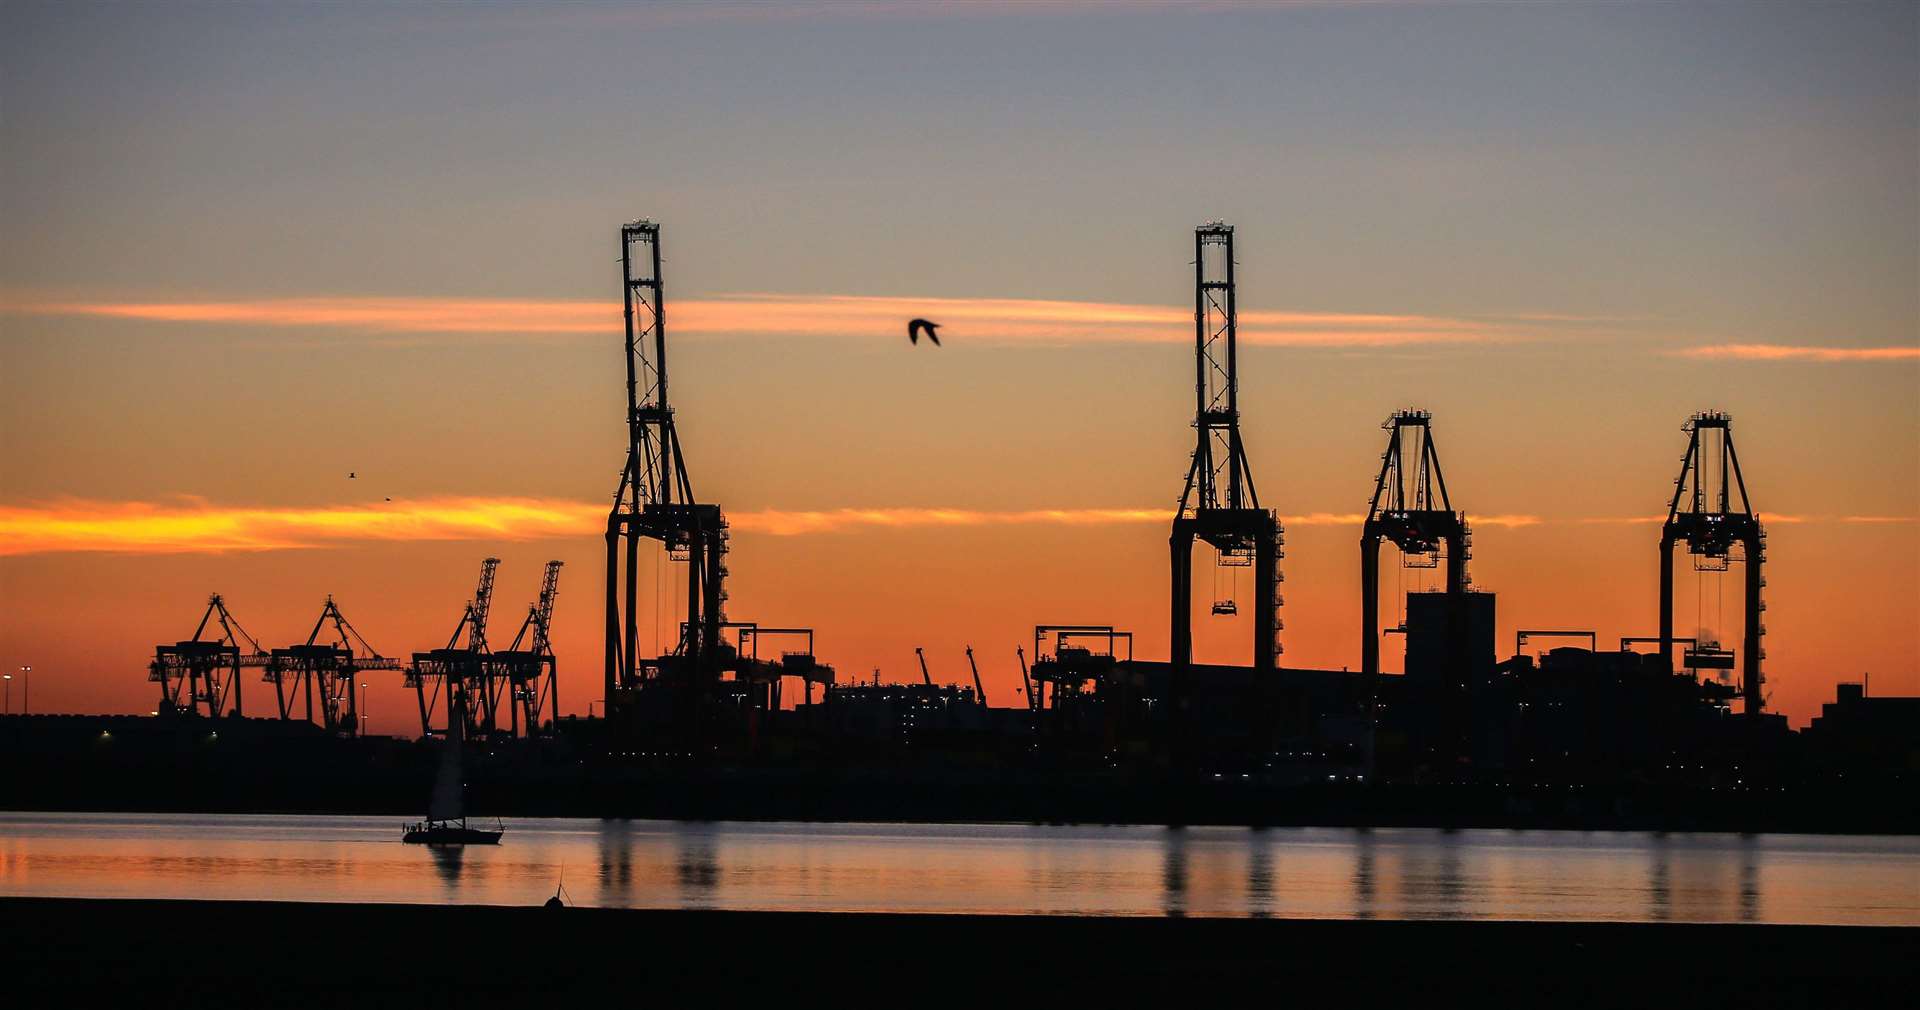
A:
[1, 814, 1915, 925]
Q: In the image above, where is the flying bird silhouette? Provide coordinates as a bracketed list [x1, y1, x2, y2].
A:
[348, 472, 356, 479]
[907, 318, 941, 346]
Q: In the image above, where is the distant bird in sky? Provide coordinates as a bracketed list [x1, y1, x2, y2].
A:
[907, 318, 941, 346]
[348, 472, 356, 479]
[384, 497, 392, 503]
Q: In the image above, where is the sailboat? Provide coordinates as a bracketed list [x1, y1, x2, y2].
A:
[402, 693, 503, 845]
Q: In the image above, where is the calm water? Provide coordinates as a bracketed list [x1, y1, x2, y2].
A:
[1, 813, 1915, 924]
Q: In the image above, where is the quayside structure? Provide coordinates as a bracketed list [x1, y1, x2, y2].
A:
[491, 560, 564, 737]
[150, 594, 268, 718]
[1360, 410, 1474, 687]
[600, 220, 834, 749]
[265, 596, 399, 736]
[407, 557, 499, 740]
[602, 220, 730, 739]
[1170, 222, 1284, 679]
[1659, 411, 1768, 718]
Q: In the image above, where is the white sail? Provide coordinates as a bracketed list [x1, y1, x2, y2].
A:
[427, 693, 465, 822]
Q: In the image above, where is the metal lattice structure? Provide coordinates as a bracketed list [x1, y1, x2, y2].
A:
[493, 560, 564, 737]
[604, 220, 730, 732]
[407, 557, 500, 739]
[1361, 410, 1472, 685]
[1659, 411, 1767, 717]
[265, 596, 400, 736]
[150, 594, 269, 718]
[1171, 223, 1284, 676]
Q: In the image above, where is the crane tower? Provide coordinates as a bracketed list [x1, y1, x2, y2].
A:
[1361, 410, 1472, 684]
[603, 221, 729, 729]
[1170, 223, 1284, 677]
[1659, 411, 1768, 718]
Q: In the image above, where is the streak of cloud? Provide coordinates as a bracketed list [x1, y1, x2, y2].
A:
[1672, 344, 1920, 362]
[0, 497, 605, 556]
[0, 499, 1175, 555]
[2, 499, 1892, 556]
[6, 292, 1548, 348]
[1573, 513, 1811, 525]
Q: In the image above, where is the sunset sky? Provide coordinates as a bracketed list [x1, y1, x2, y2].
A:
[2, 1, 1915, 731]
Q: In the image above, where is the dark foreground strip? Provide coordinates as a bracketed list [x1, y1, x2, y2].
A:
[0, 897, 1911, 1008]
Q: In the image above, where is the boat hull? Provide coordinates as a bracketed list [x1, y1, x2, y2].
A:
[402, 827, 503, 846]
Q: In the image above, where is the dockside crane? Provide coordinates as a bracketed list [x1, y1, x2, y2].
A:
[150, 594, 269, 719]
[1659, 411, 1768, 718]
[266, 596, 401, 736]
[965, 647, 986, 706]
[1170, 223, 1284, 682]
[604, 220, 731, 737]
[1361, 410, 1472, 687]
[407, 557, 500, 739]
[494, 560, 564, 737]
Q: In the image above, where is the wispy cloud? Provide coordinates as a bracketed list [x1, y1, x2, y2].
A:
[5, 292, 1545, 349]
[11, 298, 611, 336]
[0, 497, 604, 556]
[2, 499, 1897, 556]
[1574, 513, 1811, 525]
[0, 499, 1179, 555]
[1672, 344, 1920, 362]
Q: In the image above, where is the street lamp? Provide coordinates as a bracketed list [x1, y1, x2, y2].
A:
[360, 682, 369, 736]
[18, 666, 28, 715]
[3, 674, 10, 715]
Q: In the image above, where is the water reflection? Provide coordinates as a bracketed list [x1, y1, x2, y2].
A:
[1160, 828, 1188, 918]
[429, 846, 464, 890]
[1351, 830, 1377, 920]
[0, 814, 1912, 925]
[674, 823, 720, 905]
[1649, 834, 1672, 922]
[598, 818, 633, 904]
[1419, 833, 1469, 920]
[1738, 835, 1761, 924]
[1245, 830, 1273, 919]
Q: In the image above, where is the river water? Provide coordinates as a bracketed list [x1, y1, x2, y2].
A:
[1, 813, 1914, 924]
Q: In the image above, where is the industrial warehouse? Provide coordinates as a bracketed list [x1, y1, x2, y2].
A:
[5, 220, 1912, 831]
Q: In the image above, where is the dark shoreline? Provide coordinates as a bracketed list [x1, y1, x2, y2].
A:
[5, 714, 1915, 835]
[2, 897, 1913, 1007]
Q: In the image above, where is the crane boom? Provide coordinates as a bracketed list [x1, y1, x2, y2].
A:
[532, 560, 563, 657]
[965, 646, 986, 706]
[469, 557, 500, 653]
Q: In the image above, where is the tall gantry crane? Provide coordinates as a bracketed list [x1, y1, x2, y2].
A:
[1170, 223, 1284, 677]
[494, 560, 564, 737]
[407, 557, 500, 739]
[150, 594, 269, 718]
[1659, 411, 1768, 718]
[266, 596, 400, 736]
[1361, 410, 1472, 685]
[604, 220, 730, 728]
